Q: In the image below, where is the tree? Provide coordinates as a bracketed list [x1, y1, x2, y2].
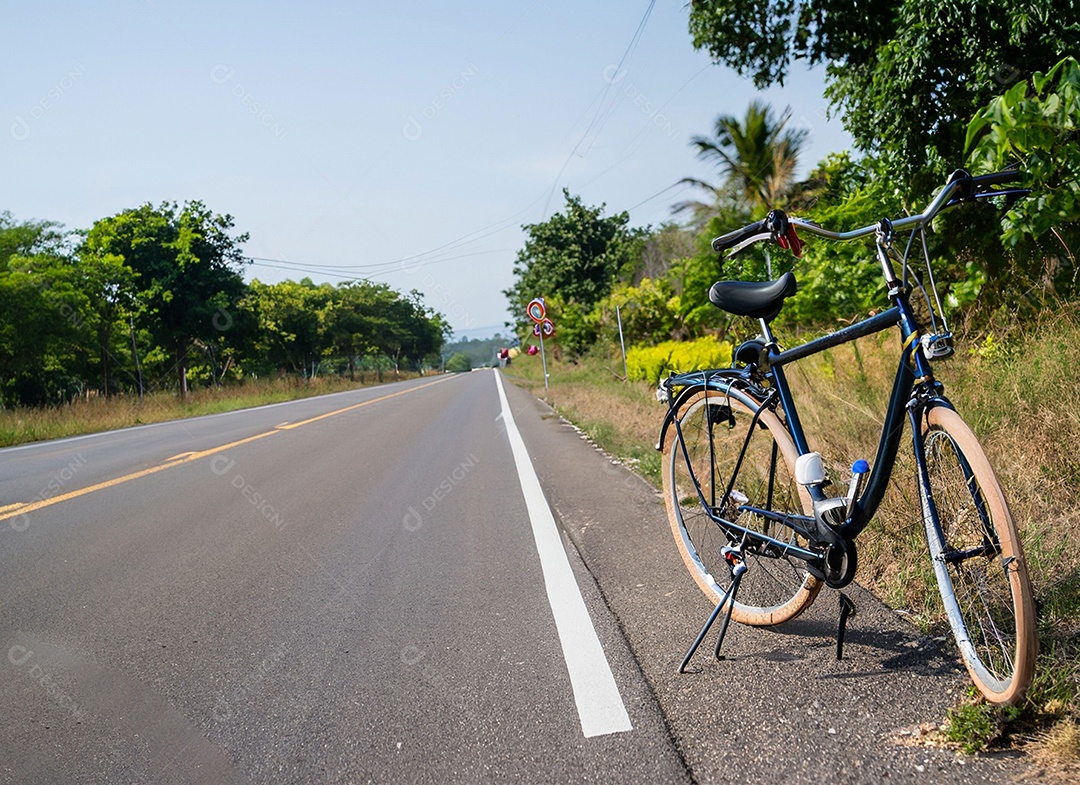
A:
[964, 56, 1080, 303]
[83, 202, 249, 398]
[771, 152, 906, 326]
[444, 352, 471, 372]
[967, 56, 1080, 244]
[0, 262, 86, 406]
[374, 290, 446, 374]
[0, 214, 89, 406]
[240, 279, 334, 378]
[0, 212, 68, 267]
[634, 223, 697, 282]
[504, 191, 645, 351]
[324, 281, 387, 380]
[64, 241, 137, 396]
[676, 100, 808, 221]
[240, 279, 447, 379]
[688, 1, 1080, 180]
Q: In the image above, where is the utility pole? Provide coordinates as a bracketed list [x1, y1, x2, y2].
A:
[129, 314, 144, 401]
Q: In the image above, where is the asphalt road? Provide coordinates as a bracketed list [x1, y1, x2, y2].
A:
[0, 371, 1032, 783]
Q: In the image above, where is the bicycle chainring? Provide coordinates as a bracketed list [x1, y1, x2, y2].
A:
[807, 537, 858, 589]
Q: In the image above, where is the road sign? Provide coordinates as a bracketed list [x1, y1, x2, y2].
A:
[525, 298, 552, 390]
[527, 298, 546, 323]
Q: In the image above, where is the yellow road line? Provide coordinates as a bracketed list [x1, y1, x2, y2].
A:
[274, 377, 448, 429]
[0, 376, 453, 524]
[0, 430, 280, 524]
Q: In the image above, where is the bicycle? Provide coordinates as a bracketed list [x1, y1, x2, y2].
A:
[657, 168, 1038, 705]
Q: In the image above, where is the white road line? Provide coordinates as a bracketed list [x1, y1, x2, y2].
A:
[493, 370, 633, 738]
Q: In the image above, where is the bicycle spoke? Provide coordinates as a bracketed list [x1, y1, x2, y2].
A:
[920, 408, 1035, 704]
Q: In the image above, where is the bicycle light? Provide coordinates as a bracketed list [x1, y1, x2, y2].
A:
[795, 452, 825, 486]
[920, 332, 954, 360]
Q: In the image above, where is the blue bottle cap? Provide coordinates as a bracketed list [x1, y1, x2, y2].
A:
[852, 459, 870, 474]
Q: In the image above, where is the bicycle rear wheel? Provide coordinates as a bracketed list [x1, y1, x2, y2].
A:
[920, 406, 1037, 705]
[662, 385, 822, 626]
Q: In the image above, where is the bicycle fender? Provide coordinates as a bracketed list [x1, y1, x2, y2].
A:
[654, 371, 746, 451]
[915, 396, 956, 434]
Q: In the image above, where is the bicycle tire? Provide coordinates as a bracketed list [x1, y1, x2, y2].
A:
[919, 406, 1037, 705]
[662, 384, 822, 626]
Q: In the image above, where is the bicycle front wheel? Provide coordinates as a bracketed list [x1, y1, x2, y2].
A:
[920, 406, 1037, 705]
[662, 385, 822, 626]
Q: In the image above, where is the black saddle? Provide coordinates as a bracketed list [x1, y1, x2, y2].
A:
[709, 272, 797, 323]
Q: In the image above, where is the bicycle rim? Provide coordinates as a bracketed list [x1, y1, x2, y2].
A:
[920, 406, 1037, 704]
[663, 386, 821, 626]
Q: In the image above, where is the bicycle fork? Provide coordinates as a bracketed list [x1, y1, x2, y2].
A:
[909, 402, 1004, 670]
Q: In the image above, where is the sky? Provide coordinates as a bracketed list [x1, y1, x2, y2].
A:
[1, 0, 852, 340]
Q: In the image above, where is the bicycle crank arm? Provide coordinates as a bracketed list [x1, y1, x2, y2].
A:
[736, 504, 858, 588]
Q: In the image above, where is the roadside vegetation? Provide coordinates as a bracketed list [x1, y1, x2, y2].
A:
[502, 22, 1080, 769]
[0, 372, 432, 449]
[0, 203, 449, 411]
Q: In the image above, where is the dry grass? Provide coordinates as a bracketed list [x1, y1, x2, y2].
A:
[503, 307, 1080, 765]
[503, 351, 664, 482]
[1029, 717, 1080, 766]
[0, 373, 422, 448]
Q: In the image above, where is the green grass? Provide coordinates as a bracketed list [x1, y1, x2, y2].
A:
[945, 691, 1024, 754]
[503, 350, 664, 484]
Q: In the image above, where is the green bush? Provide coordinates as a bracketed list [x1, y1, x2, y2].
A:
[626, 337, 733, 385]
[444, 352, 472, 372]
[593, 277, 681, 345]
[967, 56, 1080, 247]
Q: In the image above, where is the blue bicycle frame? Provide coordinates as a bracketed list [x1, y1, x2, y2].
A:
[658, 222, 953, 558]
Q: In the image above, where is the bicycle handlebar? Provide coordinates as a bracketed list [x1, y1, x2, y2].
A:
[712, 219, 768, 253]
[712, 209, 804, 255]
[712, 168, 1027, 252]
[970, 168, 1023, 189]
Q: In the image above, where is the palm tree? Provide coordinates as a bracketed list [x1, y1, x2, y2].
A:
[675, 100, 808, 224]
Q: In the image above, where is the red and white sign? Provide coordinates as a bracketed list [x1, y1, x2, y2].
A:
[526, 298, 546, 323]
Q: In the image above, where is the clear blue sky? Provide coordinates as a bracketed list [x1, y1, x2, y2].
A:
[1, 0, 851, 339]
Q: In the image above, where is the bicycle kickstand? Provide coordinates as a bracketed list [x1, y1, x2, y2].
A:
[835, 593, 856, 660]
[678, 545, 747, 673]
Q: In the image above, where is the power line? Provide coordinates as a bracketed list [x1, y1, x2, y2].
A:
[575, 0, 656, 159]
[245, 247, 512, 282]
[626, 182, 694, 213]
[245, 3, 667, 290]
[541, 0, 657, 217]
